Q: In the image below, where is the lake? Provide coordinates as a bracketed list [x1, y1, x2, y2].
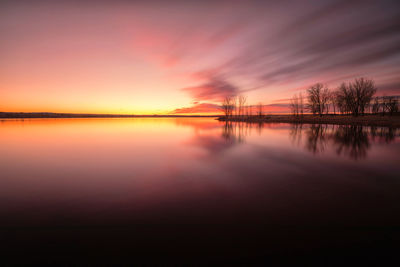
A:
[1, 118, 399, 265]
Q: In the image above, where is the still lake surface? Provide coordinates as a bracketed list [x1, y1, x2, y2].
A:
[1, 118, 400, 264]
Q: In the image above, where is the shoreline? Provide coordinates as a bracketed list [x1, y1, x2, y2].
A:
[217, 114, 400, 128]
[0, 112, 218, 119]
[1, 112, 399, 127]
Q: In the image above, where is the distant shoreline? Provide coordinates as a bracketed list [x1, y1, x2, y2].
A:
[218, 114, 400, 128]
[2, 112, 399, 127]
[0, 112, 218, 119]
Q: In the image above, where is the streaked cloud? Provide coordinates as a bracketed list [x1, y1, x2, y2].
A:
[182, 77, 238, 102]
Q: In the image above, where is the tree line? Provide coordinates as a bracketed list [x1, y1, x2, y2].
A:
[221, 95, 264, 118]
[220, 77, 399, 118]
[290, 78, 399, 117]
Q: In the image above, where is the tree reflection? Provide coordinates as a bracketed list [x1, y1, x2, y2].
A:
[332, 125, 369, 160]
[370, 127, 396, 143]
[222, 121, 249, 143]
[222, 122, 398, 160]
[305, 124, 328, 154]
[288, 124, 398, 160]
[289, 123, 303, 146]
[222, 121, 234, 141]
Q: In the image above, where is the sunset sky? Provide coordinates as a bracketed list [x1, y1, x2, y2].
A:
[1, 0, 399, 114]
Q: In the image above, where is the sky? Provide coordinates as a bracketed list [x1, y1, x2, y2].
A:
[1, 0, 400, 114]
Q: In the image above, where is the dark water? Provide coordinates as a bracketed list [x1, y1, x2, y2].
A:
[1, 118, 399, 265]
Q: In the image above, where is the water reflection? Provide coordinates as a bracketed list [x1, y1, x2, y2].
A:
[305, 124, 329, 155]
[1, 118, 400, 265]
[221, 121, 398, 160]
[221, 121, 252, 143]
[294, 124, 398, 160]
[332, 126, 370, 160]
[370, 126, 397, 143]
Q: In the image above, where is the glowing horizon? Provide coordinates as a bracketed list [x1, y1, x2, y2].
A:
[1, 1, 399, 115]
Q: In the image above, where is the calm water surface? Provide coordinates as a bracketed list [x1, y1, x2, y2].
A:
[1, 118, 399, 264]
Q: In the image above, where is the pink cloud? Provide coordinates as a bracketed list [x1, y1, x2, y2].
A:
[182, 78, 238, 102]
[171, 103, 221, 114]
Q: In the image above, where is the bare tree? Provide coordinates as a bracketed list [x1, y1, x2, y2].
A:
[329, 90, 338, 115]
[334, 78, 376, 116]
[238, 95, 247, 117]
[257, 102, 263, 117]
[232, 96, 238, 117]
[335, 86, 344, 114]
[306, 83, 330, 116]
[350, 78, 377, 116]
[372, 97, 380, 114]
[333, 89, 347, 115]
[380, 96, 389, 116]
[221, 96, 235, 118]
[290, 93, 301, 117]
[336, 83, 353, 115]
[245, 104, 253, 117]
[299, 92, 304, 117]
[290, 95, 297, 117]
[382, 96, 399, 116]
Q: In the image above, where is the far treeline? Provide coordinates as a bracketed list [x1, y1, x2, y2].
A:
[221, 78, 399, 118]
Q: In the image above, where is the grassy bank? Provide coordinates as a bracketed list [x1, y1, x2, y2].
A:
[218, 114, 400, 128]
